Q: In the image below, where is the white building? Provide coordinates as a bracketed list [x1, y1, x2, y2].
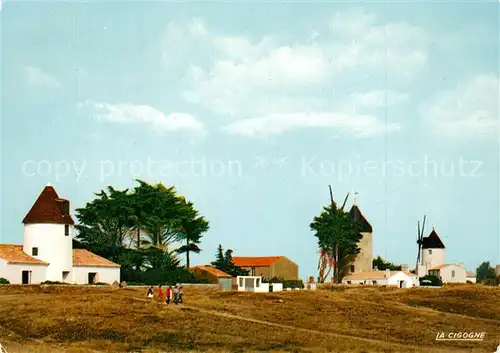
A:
[236, 276, 283, 292]
[428, 264, 467, 283]
[417, 227, 475, 284]
[0, 184, 120, 285]
[342, 269, 419, 288]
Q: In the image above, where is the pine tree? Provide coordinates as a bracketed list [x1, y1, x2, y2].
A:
[211, 244, 225, 270]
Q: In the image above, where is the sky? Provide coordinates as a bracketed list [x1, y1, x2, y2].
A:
[1, 0, 499, 279]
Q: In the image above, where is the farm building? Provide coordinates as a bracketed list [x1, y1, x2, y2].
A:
[342, 270, 418, 288]
[232, 256, 299, 280]
[236, 276, 283, 292]
[428, 264, 467, 284]
[0, 184, 120, 284]
[191, 265, 233, 290]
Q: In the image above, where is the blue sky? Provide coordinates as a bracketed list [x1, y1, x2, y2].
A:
[1, 1, 499, 279]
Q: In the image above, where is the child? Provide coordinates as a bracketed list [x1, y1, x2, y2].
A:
[146, 286, 154, 298]
[158, 285, 163, 301]
[173, 286, 179, 304]
[178, 286, 184, 304]
[165, 286, 172, 305]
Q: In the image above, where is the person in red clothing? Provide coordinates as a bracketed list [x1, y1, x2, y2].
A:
[165, 286, 172, 305]
[158, 285, 163, 300]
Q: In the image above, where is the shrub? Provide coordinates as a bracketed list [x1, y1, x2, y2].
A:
[283, 280, 304, 289]
[0, 278, 10, 285]
[94, 282, 108, 286]
[41, 281, 70, 285]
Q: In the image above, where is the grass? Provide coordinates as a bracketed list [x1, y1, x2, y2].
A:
[0, 284, 498, 352]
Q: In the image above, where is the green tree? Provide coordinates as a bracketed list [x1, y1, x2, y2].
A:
[211, 245, 248, 276]
[476, 261, 496, 282]
[310, 191, 361, 284]
[174, 200, 209, 268]
[372, 256, 402, 271]
[75, 180, 209, 283]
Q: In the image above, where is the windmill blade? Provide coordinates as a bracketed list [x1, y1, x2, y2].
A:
[328, 185, 334, 206]
[417, 221, 421, 241]
[422, 215, 427, 237]
[341, 193, 350, 210]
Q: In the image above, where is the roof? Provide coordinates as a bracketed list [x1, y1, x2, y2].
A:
[232, 256, 285, 267]
[344, 271, 416, 280]
[466, 271, 475, 277]
[422, 229, 445, 249]
[0, 245, 48, 265]
[73, 249, 120, 268]
[23, 185, 75, 225]
[429, 264, 465, 271]
[192, 265, 232, 278]
[349, 204, 373, 233]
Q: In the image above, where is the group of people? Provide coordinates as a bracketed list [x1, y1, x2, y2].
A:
[147, 285, 183, 305]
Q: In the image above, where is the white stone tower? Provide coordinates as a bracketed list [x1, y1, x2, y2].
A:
[418, 226, 446, 277]
[22, 184, 74, 282]
[349, 200, 373, 273]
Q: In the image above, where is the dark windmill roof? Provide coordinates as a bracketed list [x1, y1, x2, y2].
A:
[349, 204, 373, 233]
[22, 185, 75, 225]
[422, 229, 445, 249]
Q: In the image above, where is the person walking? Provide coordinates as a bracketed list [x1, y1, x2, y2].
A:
[158, 285, 163, 301]
[173, 286, 179, 304]
[165, 286, 172, 305]
[178, 286, 184, 304]
[146, 286, 154, 299]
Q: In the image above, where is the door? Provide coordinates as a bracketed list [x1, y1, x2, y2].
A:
[22, 271, 31, 285]
[399, 280, 404, 288]
[88, 272, 97, 284]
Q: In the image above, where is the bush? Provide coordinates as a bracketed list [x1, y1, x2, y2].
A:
[419, 275, 442, 286]
[283, 280, 304, 289]
[94, 282, 108, 286]
[481, 278, 497, 286]
[0, 278, 10, 285]
[41, 281, 69, 285]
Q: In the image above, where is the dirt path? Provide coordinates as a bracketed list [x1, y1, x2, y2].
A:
[130, 297, 472, 353]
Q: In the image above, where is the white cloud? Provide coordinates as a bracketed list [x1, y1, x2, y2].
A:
[81, 101, 206, 135]
[349, 90, 410, 108]
[163, 10, 426, 137]
[422, 74, 499, 138]
[23, 65, 61, 89]
[224, 112, 400, 138]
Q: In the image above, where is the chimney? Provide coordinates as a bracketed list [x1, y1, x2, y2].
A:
[401, 264, 409, 272]
[384, 269, 390, 278]
[496, 265, 500, 276]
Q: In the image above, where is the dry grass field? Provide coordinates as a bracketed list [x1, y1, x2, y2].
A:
[0, 284, 498, 353]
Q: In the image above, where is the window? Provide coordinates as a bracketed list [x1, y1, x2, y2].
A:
[350, 265, 355, 273]
[62, 271, 70, 281]
[347, 281, 351, 284]
[64, 225, 69, 236]
[32, 247, 38, 256]
[373, 280, 377, 285]
[452, 270, 455, 278]
[428, 250, 432, 254]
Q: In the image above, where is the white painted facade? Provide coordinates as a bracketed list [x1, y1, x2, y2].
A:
[72, 266, 120, 284]
[0, 258, 47, 284]
[428, 264, 467, 284]
[342, 271, 418, 288]
[0, 185, 120, 285]
[23, 223, 73, 282]
[421, 248, 445, 273]
[236, 276, 284, 292]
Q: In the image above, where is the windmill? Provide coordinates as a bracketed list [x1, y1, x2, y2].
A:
[415, 215, 426, 276]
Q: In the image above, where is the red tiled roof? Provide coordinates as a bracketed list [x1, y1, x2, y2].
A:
[0, 245, 48, 265]
[232, 256, 284, 267]
[73, 249, 120, 268]
[23, 185, 75, 225]
[193, 265, 232, 278]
